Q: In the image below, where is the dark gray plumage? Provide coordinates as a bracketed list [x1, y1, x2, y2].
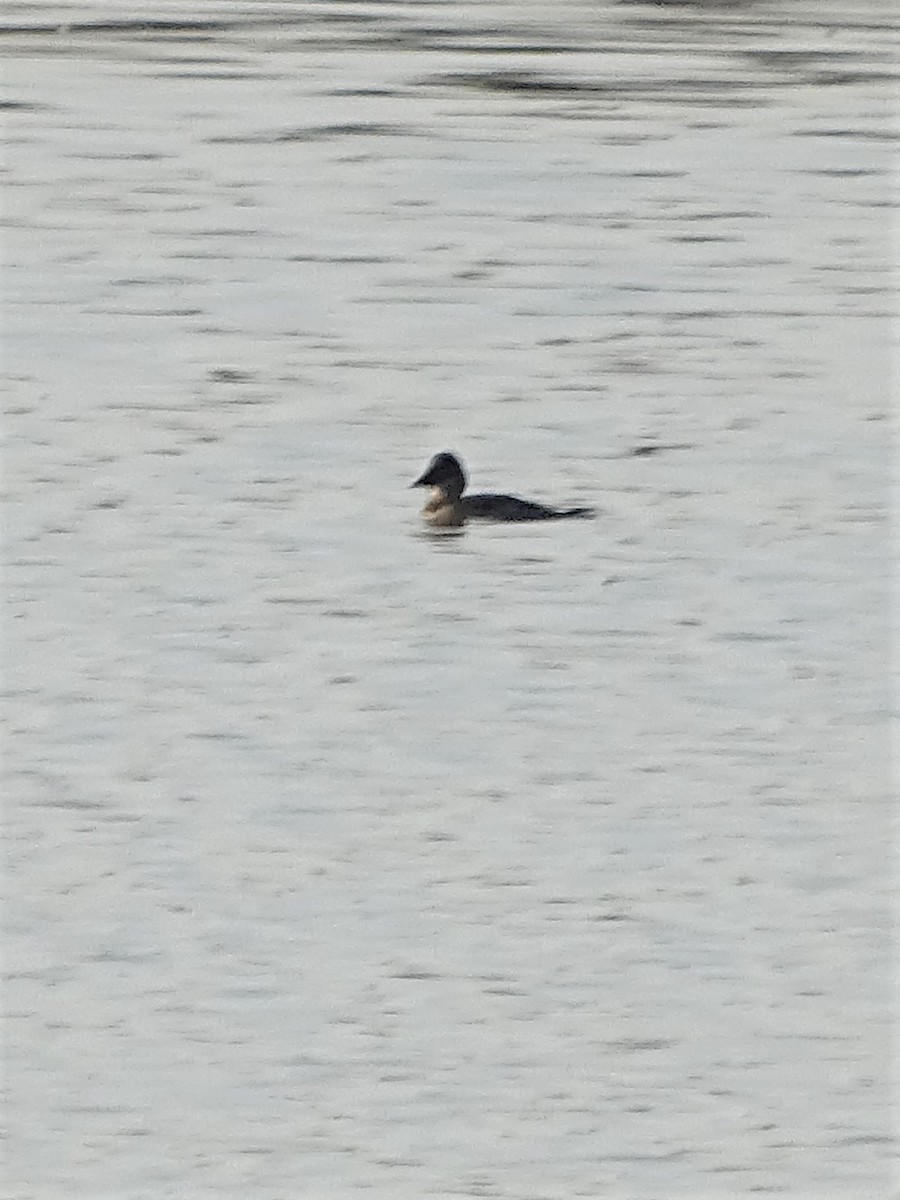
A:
[411, 452, 594, 527]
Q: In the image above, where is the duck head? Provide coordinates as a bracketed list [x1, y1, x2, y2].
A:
[411, 452, 467, 499]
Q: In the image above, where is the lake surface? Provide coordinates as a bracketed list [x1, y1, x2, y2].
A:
[3, 2, 896, 1196]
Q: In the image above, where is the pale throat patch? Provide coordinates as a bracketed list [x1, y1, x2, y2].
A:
[422, 488, 464, 527]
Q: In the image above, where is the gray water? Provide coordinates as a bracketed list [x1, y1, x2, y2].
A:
[3, 2, 897, 1197]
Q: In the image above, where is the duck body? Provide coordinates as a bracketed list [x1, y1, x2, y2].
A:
[412, 452, 594, 527]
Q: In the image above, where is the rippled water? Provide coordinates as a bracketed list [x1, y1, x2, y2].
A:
[3, 2, 896, 1197]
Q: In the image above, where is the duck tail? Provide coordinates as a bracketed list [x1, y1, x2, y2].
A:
[556, 506, 595, 519]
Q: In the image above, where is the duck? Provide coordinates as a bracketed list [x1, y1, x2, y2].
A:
[411, 452, 594, 528]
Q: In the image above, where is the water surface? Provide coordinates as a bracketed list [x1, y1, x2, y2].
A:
[3, 2, 896, 1197]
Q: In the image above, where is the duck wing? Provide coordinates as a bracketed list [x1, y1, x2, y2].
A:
[463, 493, 594, 522]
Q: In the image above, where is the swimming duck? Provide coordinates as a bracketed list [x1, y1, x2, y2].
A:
[411, 452, 594, 528]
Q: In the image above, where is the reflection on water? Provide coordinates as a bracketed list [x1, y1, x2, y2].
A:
[3, 2, 895, 1197]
